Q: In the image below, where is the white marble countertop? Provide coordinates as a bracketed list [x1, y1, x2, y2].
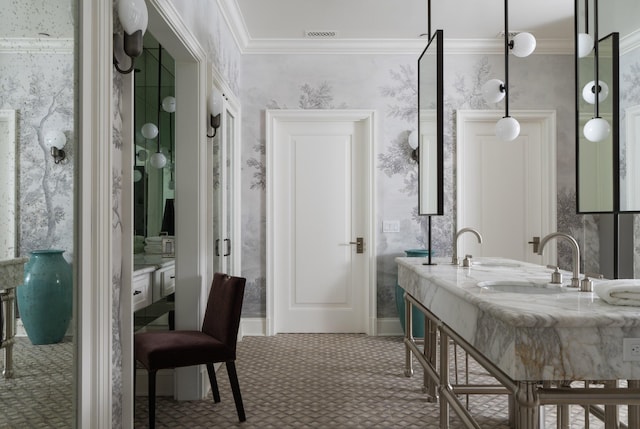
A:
[133, 254, 175, 274]
[397, 256, 640, 381]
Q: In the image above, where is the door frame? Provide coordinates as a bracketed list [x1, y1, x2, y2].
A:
[456, 109, 557, 265]
[265, 109, 377, 336]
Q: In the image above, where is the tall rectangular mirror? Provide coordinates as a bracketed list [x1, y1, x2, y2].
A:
[576, 0, 640, 213]
[418, 29, 444, 216]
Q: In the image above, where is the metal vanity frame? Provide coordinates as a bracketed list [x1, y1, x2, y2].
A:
[402, 291, 640, 429]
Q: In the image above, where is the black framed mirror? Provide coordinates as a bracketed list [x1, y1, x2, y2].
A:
[418, 29, 444, 216]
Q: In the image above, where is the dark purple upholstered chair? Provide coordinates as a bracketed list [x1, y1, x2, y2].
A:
[135, 273, 246, 428]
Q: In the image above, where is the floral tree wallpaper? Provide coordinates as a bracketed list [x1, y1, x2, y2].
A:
[240, 51, 595, 319]
[0, 52, 74, 257]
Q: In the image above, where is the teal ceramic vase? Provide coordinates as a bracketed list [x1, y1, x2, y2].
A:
[396, 249, 429, 338]
[17, 249, 72, 345]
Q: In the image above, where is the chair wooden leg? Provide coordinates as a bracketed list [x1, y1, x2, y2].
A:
[206, 363, 221, 403]
[148, 370, 157, 429]
[226, 361, 246, 422]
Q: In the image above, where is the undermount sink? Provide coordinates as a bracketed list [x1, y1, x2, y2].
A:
[478, 280, 569, 294]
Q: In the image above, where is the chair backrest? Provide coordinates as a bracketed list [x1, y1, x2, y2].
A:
[202, 273, 246, 352]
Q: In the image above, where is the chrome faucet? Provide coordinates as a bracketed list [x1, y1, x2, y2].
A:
[537, 232, 581, 288]
[452, 227, 483, 265]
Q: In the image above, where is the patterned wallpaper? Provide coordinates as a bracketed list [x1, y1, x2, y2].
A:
[240, 52, 594, 318]
[0, 50, 74, 258]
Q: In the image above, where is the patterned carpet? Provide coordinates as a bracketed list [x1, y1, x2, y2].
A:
[0, 334, 630, 428]
[0, 337, 73, 428]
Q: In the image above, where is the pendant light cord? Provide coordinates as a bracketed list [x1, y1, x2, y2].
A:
[427, 0, 431, 40]
[157, 45, 162, 153]
[504, 0, 510, 117]
[594, 0, 600, 118]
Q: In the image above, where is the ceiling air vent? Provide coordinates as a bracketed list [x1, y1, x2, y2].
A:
[305, 30, 338, 39]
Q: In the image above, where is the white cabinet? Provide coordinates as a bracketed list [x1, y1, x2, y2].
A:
[132, 271, 152, 312]
[154, 265, 175, 301]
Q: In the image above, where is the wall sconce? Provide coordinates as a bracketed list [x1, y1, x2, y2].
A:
[408, 130, 419, 162]
[113, 0, 148, 74]
[582, 0, 610, 143]
[44, 130, 67, 164]
[207, 89, 221, 138]
[480, 0, 536, 142]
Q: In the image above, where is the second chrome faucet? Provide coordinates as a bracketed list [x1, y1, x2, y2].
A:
[452, 227, 483, 265]
[537, 232, 581, 288]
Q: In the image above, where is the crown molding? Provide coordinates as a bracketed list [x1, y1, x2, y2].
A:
[216, 0, 250, 52]
[241, 37, 573, 55]
[0, 37, 73, 54]
[621, 28, 640, 55]
[216, 0, 573, 55]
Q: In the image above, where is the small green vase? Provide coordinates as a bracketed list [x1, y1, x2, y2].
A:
[17, 249, 72, 345]
[396, 249, 430, 338]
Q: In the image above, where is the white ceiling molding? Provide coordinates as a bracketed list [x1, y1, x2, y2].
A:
[217, 0, 573, 56]
[241, 37, 573, 56]
[621, 28, 640, 56]
[0, 37, 73, 54]
[216, 0, 251, 52]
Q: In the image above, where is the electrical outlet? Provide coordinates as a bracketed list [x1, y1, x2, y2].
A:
[623, 338, 640, 361]
[382, 220, 400, 233]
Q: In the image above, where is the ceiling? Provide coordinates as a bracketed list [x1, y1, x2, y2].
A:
[222, 0, 575, 54]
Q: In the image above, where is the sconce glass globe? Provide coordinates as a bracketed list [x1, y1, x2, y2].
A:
[408, 130, 418, 149]
[582, 80, 609, 104]
[577, 33, 594, 58]
[136, 150, 147, 162]
[583, 117, 610, 142]
[481, 79, 506, 104]
[511, 32, 536, 58]
[133, 169, 143, 182]
[162, 96, 176, 113]
[141, 122, 158, 139]
[118, 0, 148, 35]
[208, 90, 221, 116]
[44, 130, 67, 149]
[495, 116, 520, 142]
[150, 151, 167, 168]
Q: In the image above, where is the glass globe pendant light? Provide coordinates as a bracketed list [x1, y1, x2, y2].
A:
[583, 0, 610, 143]
[481, 0, 535, 142]
[149, 44, 168, 168]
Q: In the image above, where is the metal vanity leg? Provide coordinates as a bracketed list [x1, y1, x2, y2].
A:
[403, 293, 414, 378]
[439, 329, 450, 429]
[2, 289, 15, 378]
[629, 380, 640, 429]
[422, 318, 438, 401]
[515, 381, 540, 429]
[603, 380, 619, 429]
[556, 381, 571, 429]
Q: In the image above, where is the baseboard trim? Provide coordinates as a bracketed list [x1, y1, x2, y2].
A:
[239, 317, 402, 337]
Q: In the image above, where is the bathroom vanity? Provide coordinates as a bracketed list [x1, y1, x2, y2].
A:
[397, 256, 640, 428]
[133, 255, 175, 323]
[0, 257, 28, 378]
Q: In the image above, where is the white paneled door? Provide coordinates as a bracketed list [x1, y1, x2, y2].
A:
[267, 111, 374, 334]
[456, 110, 557, 265]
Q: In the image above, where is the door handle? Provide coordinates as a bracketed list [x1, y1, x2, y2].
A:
[224, 238, 231, 256]
[528, 236, 540, 253]
[215, 239, 220, 256]
[349, 237, 364, 254]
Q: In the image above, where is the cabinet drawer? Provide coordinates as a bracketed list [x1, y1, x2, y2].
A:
[132, 274, 152, 312]
[160, 269, 175, 297]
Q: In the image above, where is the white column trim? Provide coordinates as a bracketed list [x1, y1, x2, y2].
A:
[77, 0, 112, 427]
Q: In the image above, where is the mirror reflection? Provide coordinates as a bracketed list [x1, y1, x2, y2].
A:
[134, 33, 176, 247]
[418, 29, 443, 216]
[577, 0, 640, 212]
